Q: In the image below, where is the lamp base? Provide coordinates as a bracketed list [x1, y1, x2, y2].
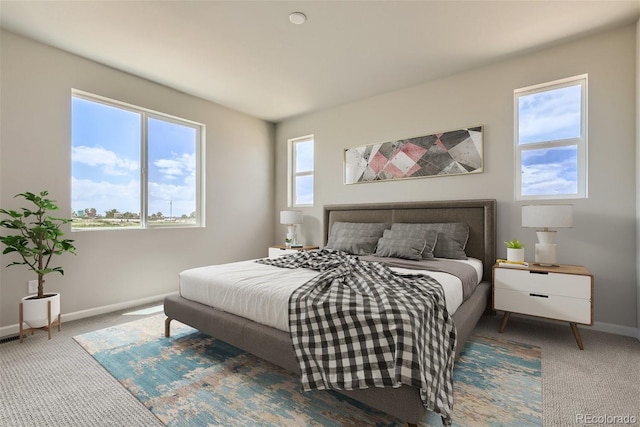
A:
[285, 227, 297, 247]
[534, 243, 557, 266]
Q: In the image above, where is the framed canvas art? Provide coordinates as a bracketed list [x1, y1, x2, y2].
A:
[344, 126, 483, 184]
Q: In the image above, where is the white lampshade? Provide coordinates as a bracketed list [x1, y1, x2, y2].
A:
[280, 210, 303, 225]
[522, 205, 573, 229]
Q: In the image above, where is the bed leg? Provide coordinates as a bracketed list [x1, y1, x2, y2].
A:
[165, 317, 172, 337]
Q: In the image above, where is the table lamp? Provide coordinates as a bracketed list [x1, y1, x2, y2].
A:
[522, 204, 573, 266]
[280, 210, 303, 247]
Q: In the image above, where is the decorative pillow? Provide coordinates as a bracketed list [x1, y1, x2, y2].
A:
[374, 236, 426, 260]
[326, 236, 380, 255]
[325, 222, 390, 255]
[391, 223, 469, 260]
[380, 228, 438, 258]
[431, 233, 468, 260]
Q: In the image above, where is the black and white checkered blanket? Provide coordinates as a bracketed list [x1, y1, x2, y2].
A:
[257, 250, 456, 424]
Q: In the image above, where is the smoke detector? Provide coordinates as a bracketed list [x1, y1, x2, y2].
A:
[289, 12, 307, 25]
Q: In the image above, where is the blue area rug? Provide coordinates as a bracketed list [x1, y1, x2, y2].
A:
[74, 315, 541, 426]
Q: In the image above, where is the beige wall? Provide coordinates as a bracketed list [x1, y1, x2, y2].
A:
[0, 31, 275, 331]
[276, 25, 638, 331]
[637, 18, 640, 339]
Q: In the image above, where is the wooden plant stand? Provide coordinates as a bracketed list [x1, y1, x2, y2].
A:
[19, 300, 61, 343]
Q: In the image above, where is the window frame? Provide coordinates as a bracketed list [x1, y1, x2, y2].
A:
[71, 89, 205, 230]
[288, 135, 314, 207]
[514, 74, 588, 200]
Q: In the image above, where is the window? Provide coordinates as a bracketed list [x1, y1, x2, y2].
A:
[71, 90, 204, 230]
[288, 135, 314, 206]
[514, 74, 587, 200]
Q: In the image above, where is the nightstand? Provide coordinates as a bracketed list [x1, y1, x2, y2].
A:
[492, 263, 593, 349]
[268, 245, 319, 258]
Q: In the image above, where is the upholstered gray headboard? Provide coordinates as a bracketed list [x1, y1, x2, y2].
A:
[323, 199, 497, 282]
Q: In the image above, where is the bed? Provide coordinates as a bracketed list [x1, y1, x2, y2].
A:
[164, 199, 496, 426]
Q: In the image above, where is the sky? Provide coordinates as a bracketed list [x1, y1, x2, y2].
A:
[71, 97, 197, 218]
[518, 83, 582, 196]
[294, 139, 314, 205]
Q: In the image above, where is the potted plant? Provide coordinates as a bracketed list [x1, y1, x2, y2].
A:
[504, 239, 525, 263]
[0, 191, 76, 341]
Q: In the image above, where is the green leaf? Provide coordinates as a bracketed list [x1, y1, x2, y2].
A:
[0, 190, 76, 293]
[504, 239, 525, 249]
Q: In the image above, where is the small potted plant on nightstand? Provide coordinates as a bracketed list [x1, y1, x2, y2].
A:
[504, 239, 525, 263]
[0, 191, 76, 342]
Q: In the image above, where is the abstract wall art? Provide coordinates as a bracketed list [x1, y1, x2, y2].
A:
[344, 126, 483, 184]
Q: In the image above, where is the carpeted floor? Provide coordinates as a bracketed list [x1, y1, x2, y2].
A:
[74, 314, 542, 426]
[0, 304, 165, 427]
[490, 317, 640, 426]
[1, 302, 638, 426]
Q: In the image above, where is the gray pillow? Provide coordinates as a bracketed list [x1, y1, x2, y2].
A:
[374, 236, 426, 260]
[325, 222, 390, 255]
[380, 228, 438, 258]
[391, 223, 469, 260]
[431, 233, 468, 260]
[326, 236, 380, 255]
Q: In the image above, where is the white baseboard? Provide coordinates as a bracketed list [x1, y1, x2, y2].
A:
[0, 292, 177, 339]
[503, 313, 640, 341]
[592, 320, 640, 341]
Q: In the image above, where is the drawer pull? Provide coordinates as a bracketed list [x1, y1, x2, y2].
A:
[529, 293, 549, 298]
[530, 271, 549, 275]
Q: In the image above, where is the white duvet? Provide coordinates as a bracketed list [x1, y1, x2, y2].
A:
[179, 257, 483, 333]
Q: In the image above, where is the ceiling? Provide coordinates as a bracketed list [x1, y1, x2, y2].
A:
[1, 1, 639, 123]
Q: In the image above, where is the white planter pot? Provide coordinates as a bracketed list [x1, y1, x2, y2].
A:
[506, 248, 525, 263]
[21, 292, 60, 328]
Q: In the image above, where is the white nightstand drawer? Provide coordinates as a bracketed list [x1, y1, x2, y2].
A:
[494, 288, 591, 324]
[268, 247, 299, 258]
[494, 268, 591, 299]
[268, 245, 319, 258]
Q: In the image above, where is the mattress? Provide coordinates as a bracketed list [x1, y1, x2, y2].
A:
[179, 257, 482, 333]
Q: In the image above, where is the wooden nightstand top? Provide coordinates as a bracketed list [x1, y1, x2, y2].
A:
[270, 245, 320, 251]
[493, 262, 592, 277]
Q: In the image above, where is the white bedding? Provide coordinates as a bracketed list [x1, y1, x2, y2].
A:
[179, 257, 483, 333]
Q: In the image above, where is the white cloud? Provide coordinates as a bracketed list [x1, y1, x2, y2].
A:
[153, 152, 195, 181]
[71, 177, 140, 215]
[521, 162, 576, 195]
[72, 146, 138, 176]
[148, 181, 195, 216]
[72, 177, 196, 217]
[519, 85, 581, 143]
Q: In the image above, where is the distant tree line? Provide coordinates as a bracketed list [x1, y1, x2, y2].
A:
[74, 208, 196, 220]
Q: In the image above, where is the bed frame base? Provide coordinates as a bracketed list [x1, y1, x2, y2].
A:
[164, 281, 488, 425]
